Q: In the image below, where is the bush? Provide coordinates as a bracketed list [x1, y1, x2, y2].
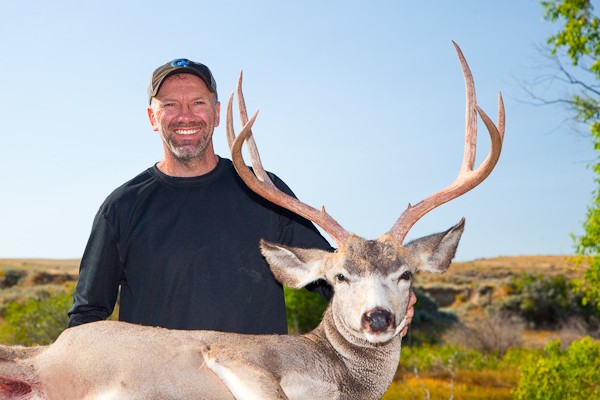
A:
[445, 309, 525, 355]
[0, 269, 27, 289]
[284, 287, 328, 333]
[502, 273, 599, 328]
[515, 336, 600, 399]
[0, 286, 73, 345]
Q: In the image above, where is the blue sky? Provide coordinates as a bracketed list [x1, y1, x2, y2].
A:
[0, 1, 597, 261]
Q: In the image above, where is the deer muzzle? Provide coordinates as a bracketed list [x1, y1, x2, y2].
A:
[361, 308, 395, 333]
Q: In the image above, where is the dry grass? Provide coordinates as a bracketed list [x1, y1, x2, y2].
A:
[444, 309, 525, 354]
[418, 255, 586, 286]
[383, 370, 517, 400]
[0, 259, 79, 275]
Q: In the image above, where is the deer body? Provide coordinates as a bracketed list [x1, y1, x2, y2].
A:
[1, 230, 464, 400]
[0, 42, 504, 399]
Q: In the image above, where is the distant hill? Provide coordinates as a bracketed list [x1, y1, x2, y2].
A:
[1, 254, 586, 312]
[1, 254, 583, 282]
[416, 255, 586, 310]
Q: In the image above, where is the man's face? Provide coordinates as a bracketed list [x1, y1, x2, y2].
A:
[148, 74, 220, 162]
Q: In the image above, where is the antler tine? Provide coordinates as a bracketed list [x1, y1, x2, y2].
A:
[226, 72, 274, 187]
[225, 89, 236, 149]
[228, 78, 351, 247]
[387, 42, 505, 243]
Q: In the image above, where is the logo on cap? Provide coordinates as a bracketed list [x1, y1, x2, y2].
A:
[171, 59, 190, 68]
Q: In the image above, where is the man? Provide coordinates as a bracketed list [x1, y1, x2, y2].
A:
[68, 58, 416, 335]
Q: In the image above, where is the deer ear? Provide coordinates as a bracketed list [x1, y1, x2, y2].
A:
[260, 240, 331, 289]
[404, 218, 465, 274]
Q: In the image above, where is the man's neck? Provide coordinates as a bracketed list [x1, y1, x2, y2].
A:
[157, 154, 219, 178]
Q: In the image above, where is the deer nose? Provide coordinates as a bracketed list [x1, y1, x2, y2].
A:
[362, 308, 395, 332]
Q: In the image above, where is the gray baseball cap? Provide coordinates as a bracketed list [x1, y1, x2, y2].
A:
[148, 58, 217, 104]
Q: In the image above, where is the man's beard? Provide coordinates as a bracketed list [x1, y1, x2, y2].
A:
[161, 122, 212, 162]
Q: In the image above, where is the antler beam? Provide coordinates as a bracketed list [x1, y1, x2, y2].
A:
[386, 41, 505, 243]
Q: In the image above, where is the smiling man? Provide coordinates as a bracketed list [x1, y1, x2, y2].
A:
[68, 58, 416, 335]
[148, 60, 220, 175]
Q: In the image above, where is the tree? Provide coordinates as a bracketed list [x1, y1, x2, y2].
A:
[541, 0, 600, 310]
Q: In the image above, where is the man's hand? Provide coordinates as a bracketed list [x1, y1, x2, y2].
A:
[401, 290, 417, 337]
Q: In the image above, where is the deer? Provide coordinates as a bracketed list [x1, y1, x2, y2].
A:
[0, 42, 504, 400]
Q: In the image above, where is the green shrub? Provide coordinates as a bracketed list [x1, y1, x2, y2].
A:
[284, 287, 328, 333]
[0, 286, 73, 345]
[515, 336, 600, 399]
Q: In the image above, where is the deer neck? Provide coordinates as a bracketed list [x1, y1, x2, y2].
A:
[309, 306, 402, 398]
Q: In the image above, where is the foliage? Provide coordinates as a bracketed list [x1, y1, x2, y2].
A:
[542, 0, 600, 75]
[399, 343, 494, 372]
[514, 336, 600, 399]
[0, 286, 73, 345]
[0, 269, 27, 289]
[541, 0, 600, 309]
[398, 343, 530, 373]
[284, 286, 328, 333]
[501, 273, 598, 327]
[384, 344, 531, 399]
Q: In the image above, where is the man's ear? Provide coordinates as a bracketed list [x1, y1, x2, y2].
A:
[147, 104, 159, 131]
[260, 240, 331, 289]
[403, 218, 465, 274]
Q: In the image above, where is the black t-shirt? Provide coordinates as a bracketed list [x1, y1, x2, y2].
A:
[68, 157, 332, 334]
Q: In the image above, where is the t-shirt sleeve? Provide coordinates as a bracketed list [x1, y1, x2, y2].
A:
[67, 207, 124, 327]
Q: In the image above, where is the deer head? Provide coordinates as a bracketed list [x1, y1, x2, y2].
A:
[226, 42, 504, 346]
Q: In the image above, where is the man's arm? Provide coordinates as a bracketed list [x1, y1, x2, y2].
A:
[68, 209, 123, 327]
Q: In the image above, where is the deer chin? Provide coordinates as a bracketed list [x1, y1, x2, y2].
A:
[363, 330, 396, 344]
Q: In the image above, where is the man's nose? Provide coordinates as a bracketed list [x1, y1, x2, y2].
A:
[176, 104, 193, 120]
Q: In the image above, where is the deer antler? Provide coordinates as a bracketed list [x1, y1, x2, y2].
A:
[227, 73, 351, 246]
[386, 41, 505, 243]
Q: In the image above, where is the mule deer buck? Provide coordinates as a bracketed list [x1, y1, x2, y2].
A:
[0, 42, 503, 400]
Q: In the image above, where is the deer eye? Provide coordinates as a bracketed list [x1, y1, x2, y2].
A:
[399, 271, 412, 281]
[336, 274, 346, 282]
